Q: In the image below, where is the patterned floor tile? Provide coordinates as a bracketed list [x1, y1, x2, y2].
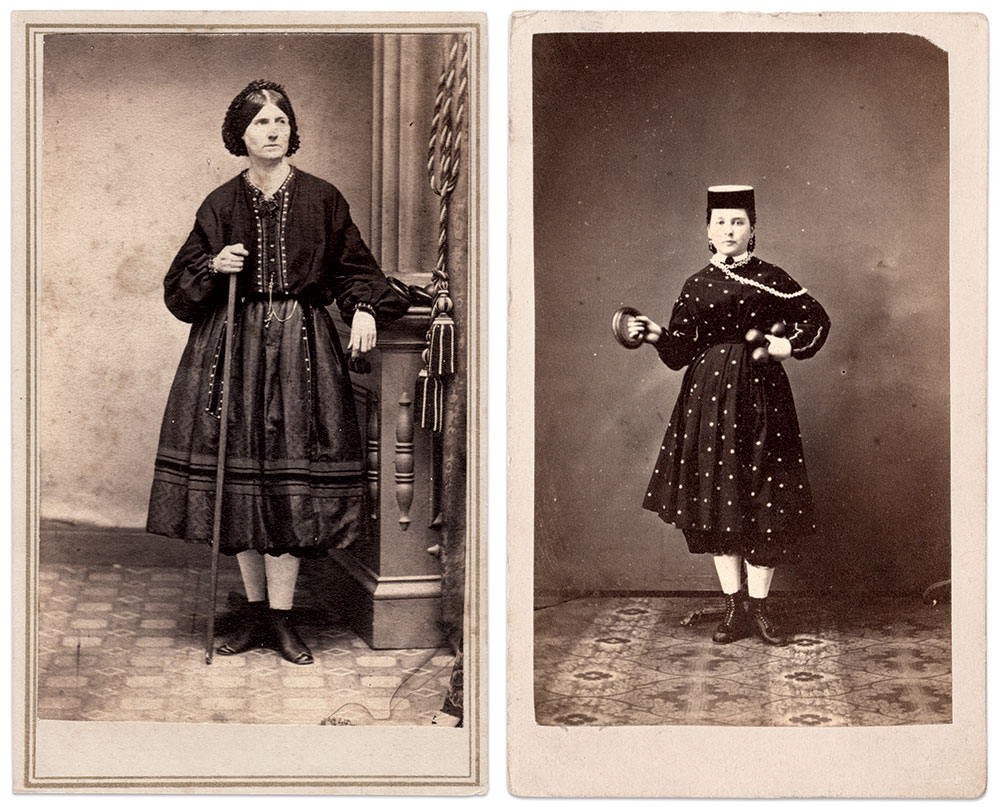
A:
[35, 561, 454, 726]
[836, 677, 952, 723]
[717, 657, 891, 698]
[830, 641, 951, 679]
[636, 640, 774, 677]
[536, 654, 677, 699]
[536, 694, 668, 726]
[614, 677, 782, 722]
[535, 595, 951, 727]
[713, 696, 904, 727]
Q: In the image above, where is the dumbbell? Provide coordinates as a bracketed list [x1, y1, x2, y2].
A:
[745, 322, 786, 364]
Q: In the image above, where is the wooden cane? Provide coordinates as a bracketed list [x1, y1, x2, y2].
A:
[205, 273, 238, 664]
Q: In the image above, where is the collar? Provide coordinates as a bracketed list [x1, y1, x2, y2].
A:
[710, 251, 752, 270]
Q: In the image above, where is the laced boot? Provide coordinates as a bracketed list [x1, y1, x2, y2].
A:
[749, 596, 787, 646]
[712, 592, 749, 644]
[217, 600, 268, 655]
[268, 608, 314, 665]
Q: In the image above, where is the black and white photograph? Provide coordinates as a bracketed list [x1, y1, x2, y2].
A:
[508, 11, 985, 798]
[14, 11, 486, 793]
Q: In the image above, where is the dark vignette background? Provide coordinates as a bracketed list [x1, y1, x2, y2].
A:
[533, 32, 949, 595]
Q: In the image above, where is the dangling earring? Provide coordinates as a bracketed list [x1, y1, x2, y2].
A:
[747, 234, 756, 253]
[708, 240, 717, 254]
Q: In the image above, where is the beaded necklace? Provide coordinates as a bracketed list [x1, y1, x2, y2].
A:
[716, 256, 808, 300]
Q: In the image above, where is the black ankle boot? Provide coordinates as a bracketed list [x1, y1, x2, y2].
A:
[712, 592, 750, 644]
[268, 608, 314, 665]
[217, 600, 268, 655]
[749, 596, 787, 646]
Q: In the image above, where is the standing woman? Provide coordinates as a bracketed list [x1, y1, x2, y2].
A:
[630, 186, 829, 646]
[147, 80, 408, 663]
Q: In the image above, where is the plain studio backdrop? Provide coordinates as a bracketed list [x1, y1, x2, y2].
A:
[532, 32, 949, 595]
[39, 33, 442, 530]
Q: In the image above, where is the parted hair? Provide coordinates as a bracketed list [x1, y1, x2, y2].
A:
[222, 79, 301, 157]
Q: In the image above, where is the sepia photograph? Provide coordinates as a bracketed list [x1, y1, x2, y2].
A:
[14, 11, 486, 793]
[508, 11, 985, 798]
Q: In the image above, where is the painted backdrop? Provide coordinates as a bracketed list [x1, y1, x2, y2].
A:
[40, 33, 443, 527]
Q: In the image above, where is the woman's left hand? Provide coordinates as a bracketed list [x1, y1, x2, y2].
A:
[765, 334, 792, 362]
[348, 310, 377, 357]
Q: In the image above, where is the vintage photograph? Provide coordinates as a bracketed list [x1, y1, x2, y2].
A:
[14, 12, 485, 793]
[508, 12, 985, 798]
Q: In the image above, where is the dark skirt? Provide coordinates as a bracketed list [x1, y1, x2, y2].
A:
[643, 341, 816, 567]
[147, 297, 365, 556]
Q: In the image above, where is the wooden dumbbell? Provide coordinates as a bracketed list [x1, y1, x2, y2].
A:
[746, 323, 786, 364]
[745, 328, 769, 364]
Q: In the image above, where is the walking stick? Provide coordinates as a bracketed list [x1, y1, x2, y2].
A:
[205, 273, 238, 664]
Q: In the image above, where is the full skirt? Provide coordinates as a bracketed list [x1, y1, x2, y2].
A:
[147, 298, 366, 556]
[643, 342, 816, 567]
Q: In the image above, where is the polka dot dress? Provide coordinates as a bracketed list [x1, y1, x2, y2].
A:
[642, 257, 830, 567]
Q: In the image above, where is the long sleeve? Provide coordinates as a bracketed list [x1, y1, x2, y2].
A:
[778, 285, 830, 361]
[163, 201, 225, 324]
[328, 193, 410, 326]
[654, 289, 703, 371]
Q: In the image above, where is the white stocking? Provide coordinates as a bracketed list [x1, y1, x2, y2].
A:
[236, 551, 267, 602]
[745, 562, 775, 599]
[713, 554, 743, 595]
[264, 554, 301, 611]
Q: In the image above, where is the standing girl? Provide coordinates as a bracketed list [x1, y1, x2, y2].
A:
[630, 185, 830, 646]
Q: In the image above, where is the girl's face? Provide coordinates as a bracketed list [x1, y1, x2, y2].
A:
[242, 102, 291, 162]
[707, 208, 754, 257]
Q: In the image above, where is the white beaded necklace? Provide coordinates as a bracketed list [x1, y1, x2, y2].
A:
[716, 256, 808, 300]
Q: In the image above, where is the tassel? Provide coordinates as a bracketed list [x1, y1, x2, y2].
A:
[427, 314, 456, 377]
[415, 369, 444, 432]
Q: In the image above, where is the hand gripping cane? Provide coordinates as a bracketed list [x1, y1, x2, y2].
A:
[205, 273, 238, 664]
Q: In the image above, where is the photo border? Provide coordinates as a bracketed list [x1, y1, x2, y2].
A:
[507, 10, 986, 798]
[13, 10, 488, 794]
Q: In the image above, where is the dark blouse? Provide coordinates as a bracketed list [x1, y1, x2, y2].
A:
[164, 168, 409, 325]
[654, 258, 829, 370]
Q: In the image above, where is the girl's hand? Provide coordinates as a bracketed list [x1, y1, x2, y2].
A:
[212, 243, 248, 274]
[765, 334, 792, 362]
[628, 315, 662, 344]
[348, 310, 377, 357]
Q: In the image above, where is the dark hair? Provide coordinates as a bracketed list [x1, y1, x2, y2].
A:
[222, 80, 301, 157]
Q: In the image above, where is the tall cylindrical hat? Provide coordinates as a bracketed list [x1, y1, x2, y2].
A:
[707, 184, 755, 216]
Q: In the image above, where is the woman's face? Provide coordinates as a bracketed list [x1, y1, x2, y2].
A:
[242, 102, 291, 162]
[707, 208, 754, 257]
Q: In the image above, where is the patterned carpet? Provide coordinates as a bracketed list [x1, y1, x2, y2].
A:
[36, 562, 455, 726]
[535, 595, 951, 727]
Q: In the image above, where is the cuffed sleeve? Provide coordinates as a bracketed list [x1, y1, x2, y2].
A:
[782, 291, 830, 360]
[163, 204, 225, 323]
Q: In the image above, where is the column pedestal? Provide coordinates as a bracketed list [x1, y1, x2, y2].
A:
[306, 308, 444, 650]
